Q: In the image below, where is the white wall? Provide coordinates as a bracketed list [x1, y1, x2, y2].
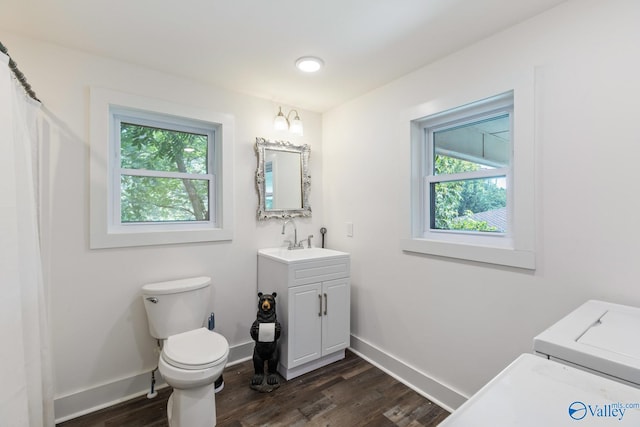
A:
[323, 0, 640, 409]
[4, 0, 640, 419]
[0, 32, 324, 420]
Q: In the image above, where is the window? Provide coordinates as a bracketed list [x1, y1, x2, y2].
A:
[428, 102, 511, 235]
[402, 86, 535, 269]
[115, 113, 214, 225]
[90, 88, 234, 248]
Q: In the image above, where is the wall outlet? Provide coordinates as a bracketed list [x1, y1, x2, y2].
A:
[346, 222, 353, 237]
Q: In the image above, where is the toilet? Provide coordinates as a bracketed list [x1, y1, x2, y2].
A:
[142, 276, 229, 427]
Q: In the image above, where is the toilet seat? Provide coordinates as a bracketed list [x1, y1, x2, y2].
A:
[162, 328, 228, 370]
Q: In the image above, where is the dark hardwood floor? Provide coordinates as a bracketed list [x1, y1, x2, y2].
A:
[57, 350, 449, 426]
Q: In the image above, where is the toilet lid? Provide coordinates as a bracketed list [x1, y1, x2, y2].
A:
[162, 328, 228, 370]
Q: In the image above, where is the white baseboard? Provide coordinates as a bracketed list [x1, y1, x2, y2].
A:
[278, 350, 345, 380]
[54, 340, 254, 423]
[349, 334, 467, 412]
[54, 337, 465, 423]
[227, 340, 254, 366]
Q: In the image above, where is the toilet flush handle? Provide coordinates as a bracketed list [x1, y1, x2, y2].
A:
[146, 297, 159, 304]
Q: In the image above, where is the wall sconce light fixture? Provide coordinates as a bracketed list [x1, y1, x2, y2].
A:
[274, 107, 304, 136]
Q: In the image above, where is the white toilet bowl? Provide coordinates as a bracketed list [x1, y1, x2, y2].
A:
[159, 328, 229, 427]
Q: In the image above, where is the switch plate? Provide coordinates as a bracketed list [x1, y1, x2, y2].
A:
[346, 222, 353, 237]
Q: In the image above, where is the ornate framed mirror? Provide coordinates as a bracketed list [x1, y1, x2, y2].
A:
[255, 137, 311, 220]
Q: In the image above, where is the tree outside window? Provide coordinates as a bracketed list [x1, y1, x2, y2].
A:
[117, 119, 214, 224]
[428, 112, 510, 234]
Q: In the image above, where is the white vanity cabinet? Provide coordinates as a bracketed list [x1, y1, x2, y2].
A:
[257, 248, 350, 380]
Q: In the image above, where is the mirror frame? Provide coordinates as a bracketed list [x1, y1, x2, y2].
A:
[255, 137, 311, 220]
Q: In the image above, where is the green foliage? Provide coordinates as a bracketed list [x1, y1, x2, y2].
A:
[120, 176, 209, 222]
[120, 123, 209, 222]
[433, 155, 505, 232]
[434, 155, 478, 175]
[459, 178, 506, 217]
[449, 210, 498, 232]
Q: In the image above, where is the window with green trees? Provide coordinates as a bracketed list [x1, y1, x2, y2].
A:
[430, 113, 509, 233]
[405, 88, 535, 269]
[90, 87, 233, 249]
[115, 114, 215, 225]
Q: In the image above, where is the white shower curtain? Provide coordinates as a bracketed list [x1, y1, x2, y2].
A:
[0, 52, 54, 426]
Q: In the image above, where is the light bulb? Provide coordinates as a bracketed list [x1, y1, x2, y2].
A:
[273, 108, 288, 131]
[290, 115, 304, 136]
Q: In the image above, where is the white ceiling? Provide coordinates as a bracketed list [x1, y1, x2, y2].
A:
[0, 0, 566, 112]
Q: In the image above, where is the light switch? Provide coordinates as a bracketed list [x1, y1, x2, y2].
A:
[346, 222, 353, 237]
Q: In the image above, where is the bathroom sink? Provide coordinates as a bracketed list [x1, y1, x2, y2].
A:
[258, 247, 349, 264]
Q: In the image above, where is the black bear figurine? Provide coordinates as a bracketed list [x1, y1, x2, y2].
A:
[250, 292, 282, 390]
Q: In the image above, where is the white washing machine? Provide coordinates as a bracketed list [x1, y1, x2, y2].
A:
[439, 300, 640, 426]
[533, 300, 640, 388]
[438, 354, 640, 426]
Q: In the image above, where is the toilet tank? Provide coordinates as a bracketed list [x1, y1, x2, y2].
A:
[142, 276, 211, 339]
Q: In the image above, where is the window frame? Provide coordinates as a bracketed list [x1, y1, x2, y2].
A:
[112, 110, 216, 230]
[90, 87, 234, 248]
[401, 74, 535, 269]
[424, 97, 513, 240]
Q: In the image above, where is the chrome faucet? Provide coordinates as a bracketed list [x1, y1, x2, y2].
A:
[282, 219, 302, 250]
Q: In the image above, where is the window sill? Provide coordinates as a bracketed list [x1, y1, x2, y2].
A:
[90, 227, 233, 249]
[400, 237, 535, 270]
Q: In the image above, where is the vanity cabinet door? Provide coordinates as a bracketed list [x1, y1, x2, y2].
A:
[289, 283, 322, 368]
[258, 251, 350, 379]
[321, 278, 350, 356]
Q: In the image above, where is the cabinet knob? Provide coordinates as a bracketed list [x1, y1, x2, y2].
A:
[318, 294, 322, 317]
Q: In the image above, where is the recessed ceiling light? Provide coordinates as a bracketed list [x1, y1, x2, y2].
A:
[295, 56, 324, 73]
